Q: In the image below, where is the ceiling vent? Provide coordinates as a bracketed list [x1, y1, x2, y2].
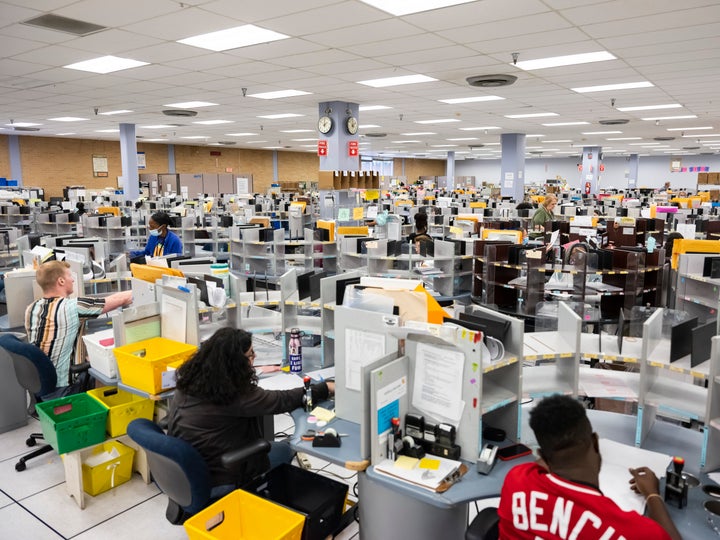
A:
[13, 126, 40, 132]
[162, 109, 198, 117]
[466, 74, 517, 88]
[217, 141, 236, 145]
[364, 132, 387, 138]
[599, 118, 629, 125]
[654, 136, 675, 141]
[683, 146, 701, 150]
[22, 14, 106, 36]
[468, 144, 485, 149]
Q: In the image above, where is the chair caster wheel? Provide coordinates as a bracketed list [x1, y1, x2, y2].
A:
[15, 462, 26, 472]
[26, 437, 36, 447]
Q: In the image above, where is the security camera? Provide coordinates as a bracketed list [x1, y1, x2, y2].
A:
[511, 52, 519, 65]
[94, 107, 99, 115]
[241, 88, 247, 97]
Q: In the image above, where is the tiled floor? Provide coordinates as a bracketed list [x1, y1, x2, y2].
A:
[0, 412, 361, 540]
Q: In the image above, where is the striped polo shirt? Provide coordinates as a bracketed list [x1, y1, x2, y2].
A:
[25, 297, 105, 387]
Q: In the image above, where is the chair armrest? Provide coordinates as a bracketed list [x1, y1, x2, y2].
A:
[220, 439, 272, 472]
[466, 507, 499, 540]
[69, 362, 91, 374]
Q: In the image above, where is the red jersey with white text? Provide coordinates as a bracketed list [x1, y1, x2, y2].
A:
[498, 462, 671, 540]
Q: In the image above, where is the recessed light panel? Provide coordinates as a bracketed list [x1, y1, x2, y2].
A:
[571, 81, 653, 93]
[459, 126, 500, 131]
[225, 132, 257, 137]
[514, 51, 615, 71]
[359, 0, 474, 16]
[438, 95, 504, 104]
[581, 131, 622, 135]
[5, 122, 41, 127]
[666, 126, 712, 131]
[164, 101, 217, 108]
[359, 105, 391, 111]
[542, 121, 589, 126]
[48, 117, 87, 122]
[641, 115, 697, 121]
[192, 120, 234, 125]
[357, 74, 437, 88]
[617, 104, 682, 112]
[414, 119, 461, 124]
[64, 55, 149, 74]
[178, 24, 289, 52]
[505, 113, 558, 119]
[257, 113, 304, 119]
[248, 89, 311, 99]
[99, 110, 133, 116]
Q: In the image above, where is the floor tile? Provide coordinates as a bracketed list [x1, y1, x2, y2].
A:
[22, 474, 160, 538]
[0, 503, 63, 539]
[0, 449, 66, 501]
[0, 490, 13, 509]
[72, 493, 187, 540]
[0, 417, 42, 462]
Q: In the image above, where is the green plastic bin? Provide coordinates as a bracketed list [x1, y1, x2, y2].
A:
[36, 393, 108, 454]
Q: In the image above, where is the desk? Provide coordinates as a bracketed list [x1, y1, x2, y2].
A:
[292, 405, 718, 539]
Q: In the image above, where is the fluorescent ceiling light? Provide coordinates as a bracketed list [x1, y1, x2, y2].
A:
[459, 126, 500, 131]
[164, 101, 217, 108]
[431, 144, 458, 147]
[514, 51, 615, 71]
[141, 125, 176, 129]
[299, 144, 317, 148]
[357, 74, 437, 88]
[48, 116, 87, 122]
[392, 140, 421, 144]
[359, 0, 474, 16]
[641, 115, 697, 121]
[248, 89, 311, 100]
[360, 124, 380, 129]
[542, 140, 572, 143]
[257, 113, 304, 119]
[57, 132, 76, 136]
[542, 121, 589, 126]
[581, 130, 622, 135]
[666, 126, 712, 131]
[616, 103, 681, 112]
[178, 24, 289, 52]
[401, 132, 436, 136]
[281, 129, 313, 133]
[291, 138, 317, 142]
[143, 138, 167, 142]
[484, 142, 501, 146]
[95, 129, 119, 133]
[5, 122, 41, 127]
[192, 120, 234, 125]
[629, 142, 659, 146]
[683, 133, 720, 137]
[438, 95, 504, 104]
[99, 110, 132, 116]
[226, 132, 257, 137]
[571, 81, 653, 93]
[447, 137, 478, 141]
[263, 146, 283, 149]
[180, 136, 209, 139]
[359, 105, 391, 112]
[246, 140, 267, 143]
[526, 134, 544, 137]
[505, 113, 558, 119]
[64, 55, 149, 74]
[414, 118, 461, 124]
[606, 137, 641, 140]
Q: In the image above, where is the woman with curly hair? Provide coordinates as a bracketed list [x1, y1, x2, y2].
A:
[167, 327, 333, 488]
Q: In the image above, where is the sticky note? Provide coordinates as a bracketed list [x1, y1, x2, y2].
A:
[310, 406, 336, 423]
[419, 458, 440, 470]
[353, 207, 364, 220]
[394, 456, 419, 470]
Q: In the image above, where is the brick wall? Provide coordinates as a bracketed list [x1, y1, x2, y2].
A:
[0, 135, 9, 179]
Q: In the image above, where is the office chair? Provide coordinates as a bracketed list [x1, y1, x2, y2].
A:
[2, 334, 91, 472]
[127, 418, 271, 525]
[465, 507, 499, 540]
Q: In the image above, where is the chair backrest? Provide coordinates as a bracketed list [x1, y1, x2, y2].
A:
[0, 334, 57, 399]
[127, 418, 211, 516]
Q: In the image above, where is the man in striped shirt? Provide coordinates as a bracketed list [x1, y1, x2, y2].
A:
[25, 261, 132, 388]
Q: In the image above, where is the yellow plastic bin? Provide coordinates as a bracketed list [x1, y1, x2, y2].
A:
[81, 440, 135, 496]
[114, 337, 197, 394]
[87, 387, 154, 437]
[184, 489, 305, 540]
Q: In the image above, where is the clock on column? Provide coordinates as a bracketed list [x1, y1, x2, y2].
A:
[318, 115, 333, 134]
[345, 116, 358, 135]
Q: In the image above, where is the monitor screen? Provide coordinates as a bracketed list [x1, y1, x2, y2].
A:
[691, 320, 715, 367]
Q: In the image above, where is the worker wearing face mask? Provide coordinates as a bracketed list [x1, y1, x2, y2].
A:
[130, 211, 183, 262]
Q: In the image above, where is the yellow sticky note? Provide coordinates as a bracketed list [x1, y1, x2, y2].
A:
[310, 406, 336, 423]
[353, 207, 364, 220]
[419, 458, 441, 470]
[394, 456, 419, 470]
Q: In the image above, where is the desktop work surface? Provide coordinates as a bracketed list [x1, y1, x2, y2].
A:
[290, 405, 718, 540]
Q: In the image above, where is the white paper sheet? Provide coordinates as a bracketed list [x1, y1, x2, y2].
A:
[598, 438, 672, 514]
[345, 328, 386, 391]
[257, 372, 305, 391]
[411, 342, 464, 423]
[161, 295, 186, 343]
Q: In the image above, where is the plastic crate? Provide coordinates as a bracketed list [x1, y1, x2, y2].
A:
[252, 464, 348, 540]
[113, 337, 197, 394]
[184, 489, 304, 540]
[36, 393, 108, 454]
[81, 440, 135, 496]
[83, 329, 117, 379]
[87, 386, 154, 437]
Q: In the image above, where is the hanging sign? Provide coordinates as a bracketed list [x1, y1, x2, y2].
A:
[348, 140, 359, 157]
[318, 140, 328, 156]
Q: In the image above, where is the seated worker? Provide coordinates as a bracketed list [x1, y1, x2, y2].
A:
[529, 195, 557, 239]
[498, 394, 681, 540]
[130, 211, 183, 262]
[25, 260, 133, 390]
[408, 211, 434, 256]
[167, 327, 334, 490]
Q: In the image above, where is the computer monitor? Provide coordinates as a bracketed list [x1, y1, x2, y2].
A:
[691, 320, 715, 368]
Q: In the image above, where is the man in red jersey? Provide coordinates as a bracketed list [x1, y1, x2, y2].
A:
[498, 394, 681, 539]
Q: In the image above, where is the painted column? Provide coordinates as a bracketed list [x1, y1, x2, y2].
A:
[167, 144, 176, 174]
[119, 123, 139, 200]
[446, 150, 455, 189]
[8, 135, 22, 185]
[627, 153, 639, 188]
[581, 146, 601, 194]
[500, 133, 526, 201]
[318, 101, 360, 171]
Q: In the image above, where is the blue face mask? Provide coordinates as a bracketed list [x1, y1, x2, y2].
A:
[149, 228, 161, 237]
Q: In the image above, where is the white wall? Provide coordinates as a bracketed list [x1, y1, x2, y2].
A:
[456, 155, 720, 191]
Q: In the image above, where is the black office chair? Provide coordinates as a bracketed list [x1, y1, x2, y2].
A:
[2, 334, 91, 471]
[127, 418, 272, 525]
[466, 507, 500, 540]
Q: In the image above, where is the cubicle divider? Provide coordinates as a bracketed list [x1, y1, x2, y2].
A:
[637, 308, 665, 447]
[319, 271, 362, 367]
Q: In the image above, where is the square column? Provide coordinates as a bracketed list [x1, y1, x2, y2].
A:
[581, 146, 601, 194]
[318, 101, 360, 171]
[120, 123, 140, 200]
[500, 133, 526, 202]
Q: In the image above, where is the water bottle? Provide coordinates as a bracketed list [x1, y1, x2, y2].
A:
[646, 235, 656, 253]
[289, 328, 303, 373]
[302, 375, 313, 412]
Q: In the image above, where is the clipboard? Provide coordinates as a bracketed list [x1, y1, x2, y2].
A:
[373, 456, 469, 493]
